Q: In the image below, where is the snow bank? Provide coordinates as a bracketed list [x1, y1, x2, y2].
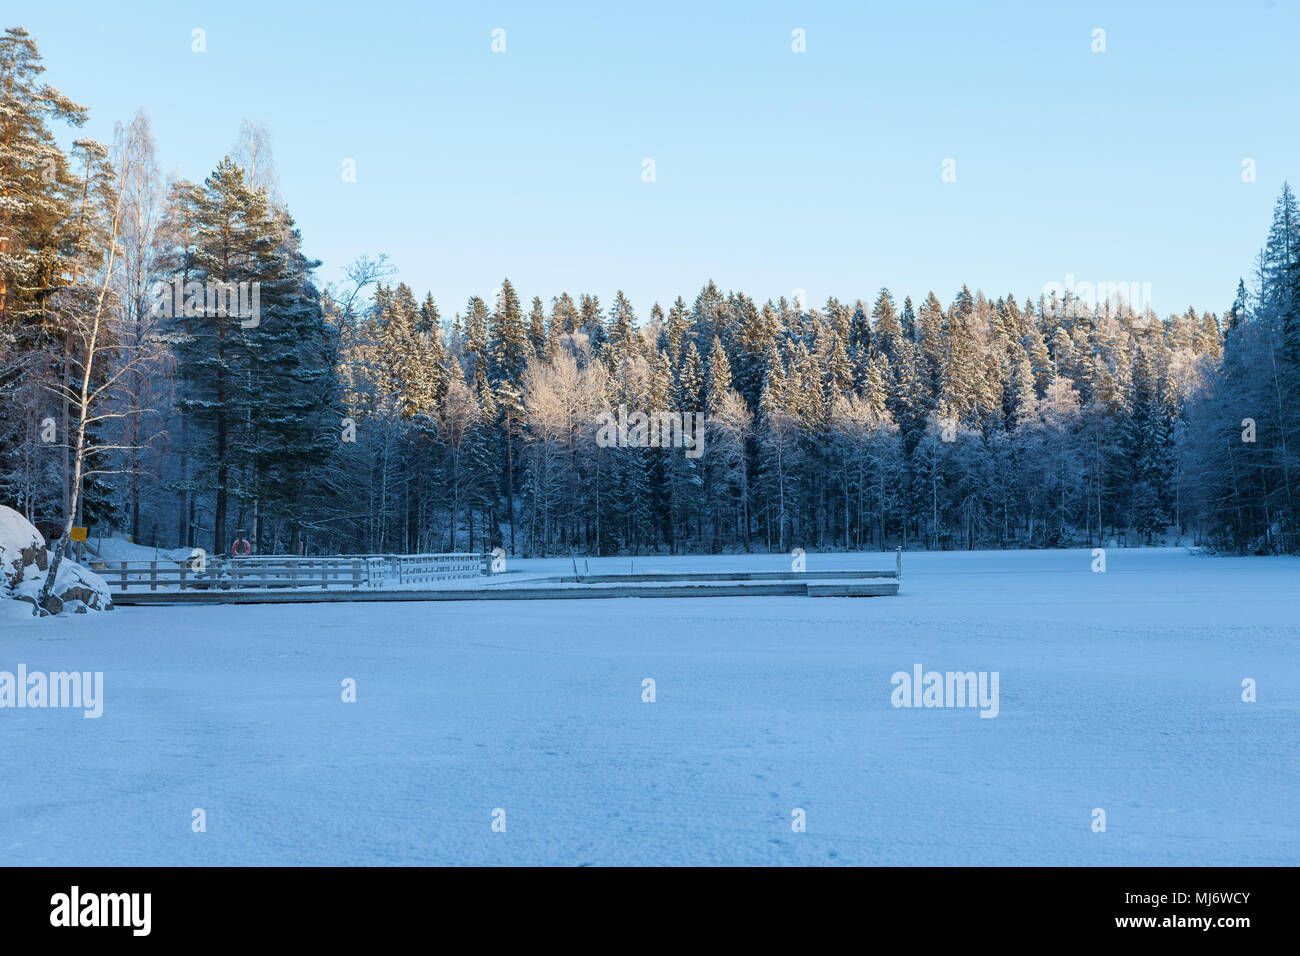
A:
[0, 505, 112, 617]
[90, 535, 196, 565]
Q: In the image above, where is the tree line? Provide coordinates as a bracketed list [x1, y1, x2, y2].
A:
[2, 25, 1297, 558]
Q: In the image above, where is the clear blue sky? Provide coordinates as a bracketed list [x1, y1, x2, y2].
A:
[17, 0, 1299, 318]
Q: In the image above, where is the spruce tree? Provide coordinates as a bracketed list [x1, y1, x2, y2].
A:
[528, 295, 547, 358]
[490, 278, 528, 387]
[706, 335, 733, 415]
[417, 291, 440, 336]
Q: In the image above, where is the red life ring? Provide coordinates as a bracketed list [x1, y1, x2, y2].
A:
[231, 538, 252, 557]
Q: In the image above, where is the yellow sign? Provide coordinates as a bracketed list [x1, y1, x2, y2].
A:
[69, 527, 87, 542]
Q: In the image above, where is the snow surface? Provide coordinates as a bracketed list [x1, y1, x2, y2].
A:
[89, 536, 197, 565]
[0, 547, 1295, 865]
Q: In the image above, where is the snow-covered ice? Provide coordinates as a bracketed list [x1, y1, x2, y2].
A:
[0, 547, 1295, 865]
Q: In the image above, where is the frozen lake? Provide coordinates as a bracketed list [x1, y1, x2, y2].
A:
[1, 547, 1296, 865]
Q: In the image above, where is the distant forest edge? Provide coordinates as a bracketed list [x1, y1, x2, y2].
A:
[2, 26, 1299, 557]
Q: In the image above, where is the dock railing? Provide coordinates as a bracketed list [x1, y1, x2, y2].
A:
[98, 552, 488, 593]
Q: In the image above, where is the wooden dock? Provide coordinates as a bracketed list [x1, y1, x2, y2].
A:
[108, 552, 902, 606]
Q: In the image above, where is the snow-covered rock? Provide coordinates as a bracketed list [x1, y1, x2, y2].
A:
[0, 505, 113, 616]
[13, 557, 113, 613]
[0, 505, 46, 593]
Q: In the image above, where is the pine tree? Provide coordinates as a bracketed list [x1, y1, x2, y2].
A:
[579, 293, 605, 350]
[461, 295, 490, 392]
[0, 28, 86, 329]
[607, 290, 640, 369]
[871, 289, 904, 365]
[165, 156, 336, 553]
[706, 335, 733, 414]
[824, 332, 854, 404]
[690, 280, 724, 345]
[0, 28, 89, 522]
[551, 292, 578, 338]
[416, 291, 440, 336]
[528, 295, 547, 358]
[1262, 183, 1300, 320]
[757, 352, 801, 551]
[676, 340, 704, 412]
[862, 353, 891, 415]
[732, 300, 777, 410]
[665, 295, 689, 362]
[900, 296, 917, 341]
[489, 278, 528, 387]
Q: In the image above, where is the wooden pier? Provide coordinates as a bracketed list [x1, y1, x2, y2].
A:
[107, 551, 902, 606]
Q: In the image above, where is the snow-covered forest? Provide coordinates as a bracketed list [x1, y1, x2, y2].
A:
[3, 24, 1299, 559]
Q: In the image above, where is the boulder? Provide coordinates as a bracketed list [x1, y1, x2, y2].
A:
[0, 505, 45, 592]
[1, 505, 113, 615]
[20, 557, 114, 612]
[7, 594, 39, 618]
